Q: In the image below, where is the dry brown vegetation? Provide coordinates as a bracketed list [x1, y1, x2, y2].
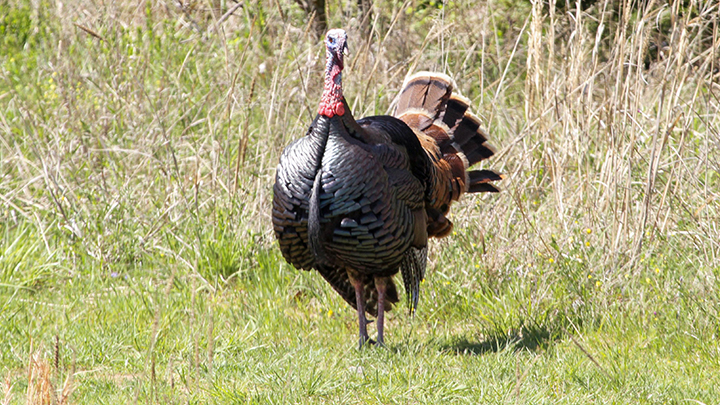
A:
[3, 0, 717, 269]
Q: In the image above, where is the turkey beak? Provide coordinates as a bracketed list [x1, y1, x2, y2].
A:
[343, 42, 350, 58]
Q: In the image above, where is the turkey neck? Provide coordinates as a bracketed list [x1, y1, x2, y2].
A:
[309, 45, 357, 265]
[318, 49, 346, 118]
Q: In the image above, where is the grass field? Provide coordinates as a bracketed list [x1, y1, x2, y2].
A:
[1, 0, 719, 403]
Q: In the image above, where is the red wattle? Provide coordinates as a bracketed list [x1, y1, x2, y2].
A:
[318, 101, 345, 117]
[318, 103, 334, 117]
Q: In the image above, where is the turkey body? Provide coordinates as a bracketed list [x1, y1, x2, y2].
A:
[274, 112, 426, 313]
[272, 29, 501, 346]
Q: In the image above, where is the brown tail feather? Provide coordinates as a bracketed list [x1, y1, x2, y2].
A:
[469, 169, 503, 184]
[451, 113, 495, 166]
[440, 94, 470, 129]
[451, 112, 483, 145]
[396, 72, 496, 168]
[469, 183, 501, 193]
[395, 73, 455, 119]
[468, 170, 503, 193]
[395, 71, 502, 237]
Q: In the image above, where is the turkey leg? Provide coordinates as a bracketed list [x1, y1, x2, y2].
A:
[348, 271, 371, 347]
[374, 276, 390, 346]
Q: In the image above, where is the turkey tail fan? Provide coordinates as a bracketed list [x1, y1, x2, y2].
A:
[395, 71, 500, 195]
[400, 246, 427, 315]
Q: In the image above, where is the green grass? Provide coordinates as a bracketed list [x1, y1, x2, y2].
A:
[1, 222, 719, 403]
[1, 0, 719, 403]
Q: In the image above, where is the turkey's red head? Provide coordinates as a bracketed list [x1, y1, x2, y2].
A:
[319, 29, 349, 118]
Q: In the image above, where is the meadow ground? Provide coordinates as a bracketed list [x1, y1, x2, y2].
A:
[1, 0, 719, 403]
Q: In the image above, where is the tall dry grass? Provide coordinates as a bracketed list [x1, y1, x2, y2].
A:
[1, 0, 718, 293]
[0, 0, 716, 285]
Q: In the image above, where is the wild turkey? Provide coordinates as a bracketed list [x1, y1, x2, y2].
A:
[272, 29, 502, 346]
